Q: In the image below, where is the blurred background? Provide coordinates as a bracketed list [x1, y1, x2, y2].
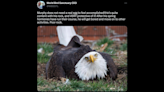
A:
[37, 26, 127, 43]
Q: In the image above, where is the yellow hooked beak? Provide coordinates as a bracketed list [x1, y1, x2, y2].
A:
[89, 55, 97, 63]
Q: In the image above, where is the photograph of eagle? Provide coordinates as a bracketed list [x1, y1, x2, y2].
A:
[45, 26, 117, 81]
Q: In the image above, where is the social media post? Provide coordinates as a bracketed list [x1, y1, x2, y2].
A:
[37, 1, 128, 91]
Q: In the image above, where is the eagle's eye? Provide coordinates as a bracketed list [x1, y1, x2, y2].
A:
[94, 54, 98, 57]
[85, 57, 89, 61]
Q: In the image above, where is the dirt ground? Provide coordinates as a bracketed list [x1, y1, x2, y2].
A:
[37, 62, 127, 82]
[37, 62, 46, 78]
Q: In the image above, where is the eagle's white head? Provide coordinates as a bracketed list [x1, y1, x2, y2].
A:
[75, 51, 108, 80]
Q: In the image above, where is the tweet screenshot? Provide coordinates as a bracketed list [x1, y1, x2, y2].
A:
[37, 1, 128, 91]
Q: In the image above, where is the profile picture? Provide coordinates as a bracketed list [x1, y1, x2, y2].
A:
[37, 1, 45, 9]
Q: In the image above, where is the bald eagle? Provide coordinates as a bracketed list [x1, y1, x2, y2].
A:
[46, 36, 117, 80]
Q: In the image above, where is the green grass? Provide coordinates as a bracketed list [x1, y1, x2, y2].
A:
[104, 47, 116, 55]
[37, 43, 53, 63]
[120, 43, 127, 51]
[37, 77, 127, 91]
[37, 77, 49, 86]
[96, 37, 114, 52]
[96, 37, 117, 56]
